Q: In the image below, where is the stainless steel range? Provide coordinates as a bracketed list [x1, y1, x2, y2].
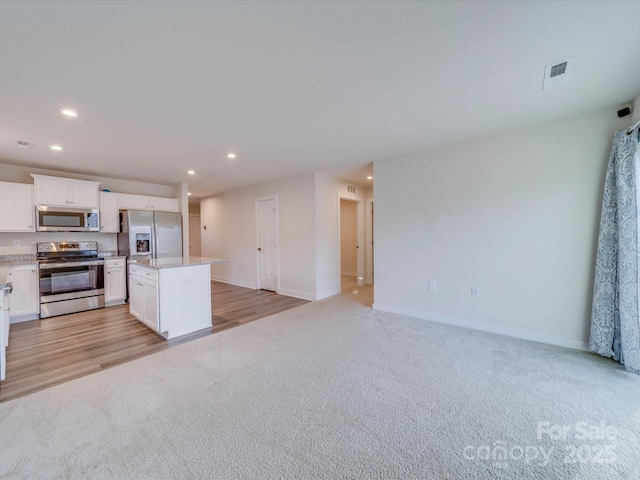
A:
[37, 241, 105, 318]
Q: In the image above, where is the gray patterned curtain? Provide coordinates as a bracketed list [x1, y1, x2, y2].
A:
[590, 126, 640, 374]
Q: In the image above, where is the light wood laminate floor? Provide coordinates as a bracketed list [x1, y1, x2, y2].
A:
[0, 281, 307, 402]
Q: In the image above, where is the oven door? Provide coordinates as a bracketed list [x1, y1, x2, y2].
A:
[39, 261, 105, 303]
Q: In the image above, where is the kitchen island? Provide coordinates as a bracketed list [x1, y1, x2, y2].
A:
[128, 256, 228, 340]
[0, 268, 10, 381]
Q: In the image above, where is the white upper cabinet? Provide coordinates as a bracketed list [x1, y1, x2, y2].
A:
[148, 196, 179, 212]
[0, 182, 35, 232]
[99, 191, 120, 232]
[118, 193, 179, 212]
[31, 174, 100, 208]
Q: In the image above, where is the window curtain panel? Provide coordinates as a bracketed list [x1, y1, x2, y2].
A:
[590, 126, 640, 374]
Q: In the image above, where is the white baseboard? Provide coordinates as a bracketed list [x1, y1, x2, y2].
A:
[372, 303, 589, 352]
[105, 300, 126, 307]
[341, 271, 357, 277]
[10, 314, 39, 324]
[209, 277, 340, 303]
[277, 288, 316, 301]
[211, 275, 256, 289]
[316, 288, 341, 301]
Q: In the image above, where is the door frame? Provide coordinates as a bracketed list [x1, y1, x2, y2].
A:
[337, 193, 364, 286]
[255, 194, 279, 291]
[366, 198, 374, 285]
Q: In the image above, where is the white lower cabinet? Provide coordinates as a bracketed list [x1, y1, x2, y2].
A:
[1, 291, 7, 381]
[141, 280, 159, 330]
[129, 271, 143, 319]
[105, 258, 126, 306]
[128, 265, 159, 331]
[8, 264, 40, 322]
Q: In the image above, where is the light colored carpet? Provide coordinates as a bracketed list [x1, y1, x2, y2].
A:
[1, 289, 639, 479]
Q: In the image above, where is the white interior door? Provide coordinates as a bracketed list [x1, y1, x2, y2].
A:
[188, 214, 201, 257]
[257, 198, 277, 291]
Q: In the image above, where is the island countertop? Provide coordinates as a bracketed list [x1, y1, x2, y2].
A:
[129, 256, 229, 270]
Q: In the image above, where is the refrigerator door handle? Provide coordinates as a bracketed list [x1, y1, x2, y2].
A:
[152, 218, 158, 259]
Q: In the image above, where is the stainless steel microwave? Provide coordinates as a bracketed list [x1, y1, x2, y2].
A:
[36, 206, 100, 232]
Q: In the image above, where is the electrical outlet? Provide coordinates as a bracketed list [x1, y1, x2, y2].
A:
[471, 287, 480, 297]
[12, 240, 20, 247]
[428, 281, 437, 292]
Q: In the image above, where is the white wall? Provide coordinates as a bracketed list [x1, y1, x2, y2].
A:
[340, 199, 358, 276]
[373, 106, 627, 350]
[200, 171, 367, 300]
[173, 182, 190, 257]
[632, 92, 640, 124]
[200, 173, 317, 299]
[0, 232, 116, 254]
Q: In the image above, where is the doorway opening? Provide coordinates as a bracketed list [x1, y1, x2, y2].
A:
[340, 198, 358, 291]
[188, 213, 201, 257]
[366, 199, 374, 285]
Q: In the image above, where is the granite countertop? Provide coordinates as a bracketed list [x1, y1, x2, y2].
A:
[0, 254, 38, 266]
[129, 256, 229, 270]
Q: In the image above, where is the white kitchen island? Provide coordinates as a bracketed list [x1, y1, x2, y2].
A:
[128, 256, 228, 340]
[0, 268, 10, 381]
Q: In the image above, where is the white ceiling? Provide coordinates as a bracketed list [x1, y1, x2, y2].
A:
[1, 1, 640, 199]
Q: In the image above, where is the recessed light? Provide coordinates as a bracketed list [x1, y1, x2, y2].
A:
[187, 170, 195, 175]
[61, 109, 78, 117]
[50, 145, 64, 151]
[227, 152, 236, 159]
[367, 176, 373, 180]
[188, 192, 192, 196]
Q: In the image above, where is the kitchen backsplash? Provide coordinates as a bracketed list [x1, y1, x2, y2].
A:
[0, 232, 117, 255]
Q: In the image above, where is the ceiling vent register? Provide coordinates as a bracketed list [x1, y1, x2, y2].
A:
[15, 140, 34, 149]
[549, 62, 567, 78]
[542, 58, 573, 91]
[347, 185, 356, 194]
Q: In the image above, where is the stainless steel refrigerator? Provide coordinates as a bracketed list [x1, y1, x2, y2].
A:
[118, 211, 183, 260]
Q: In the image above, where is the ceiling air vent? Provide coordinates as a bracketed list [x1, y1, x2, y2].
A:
[542, 58, 573, 91]
[347, 185, 356, 194]
[549, 62, 567, 78]
[15, 140, 34, 149]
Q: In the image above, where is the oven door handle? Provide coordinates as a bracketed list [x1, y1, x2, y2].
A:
[40, 260, 105, 269]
